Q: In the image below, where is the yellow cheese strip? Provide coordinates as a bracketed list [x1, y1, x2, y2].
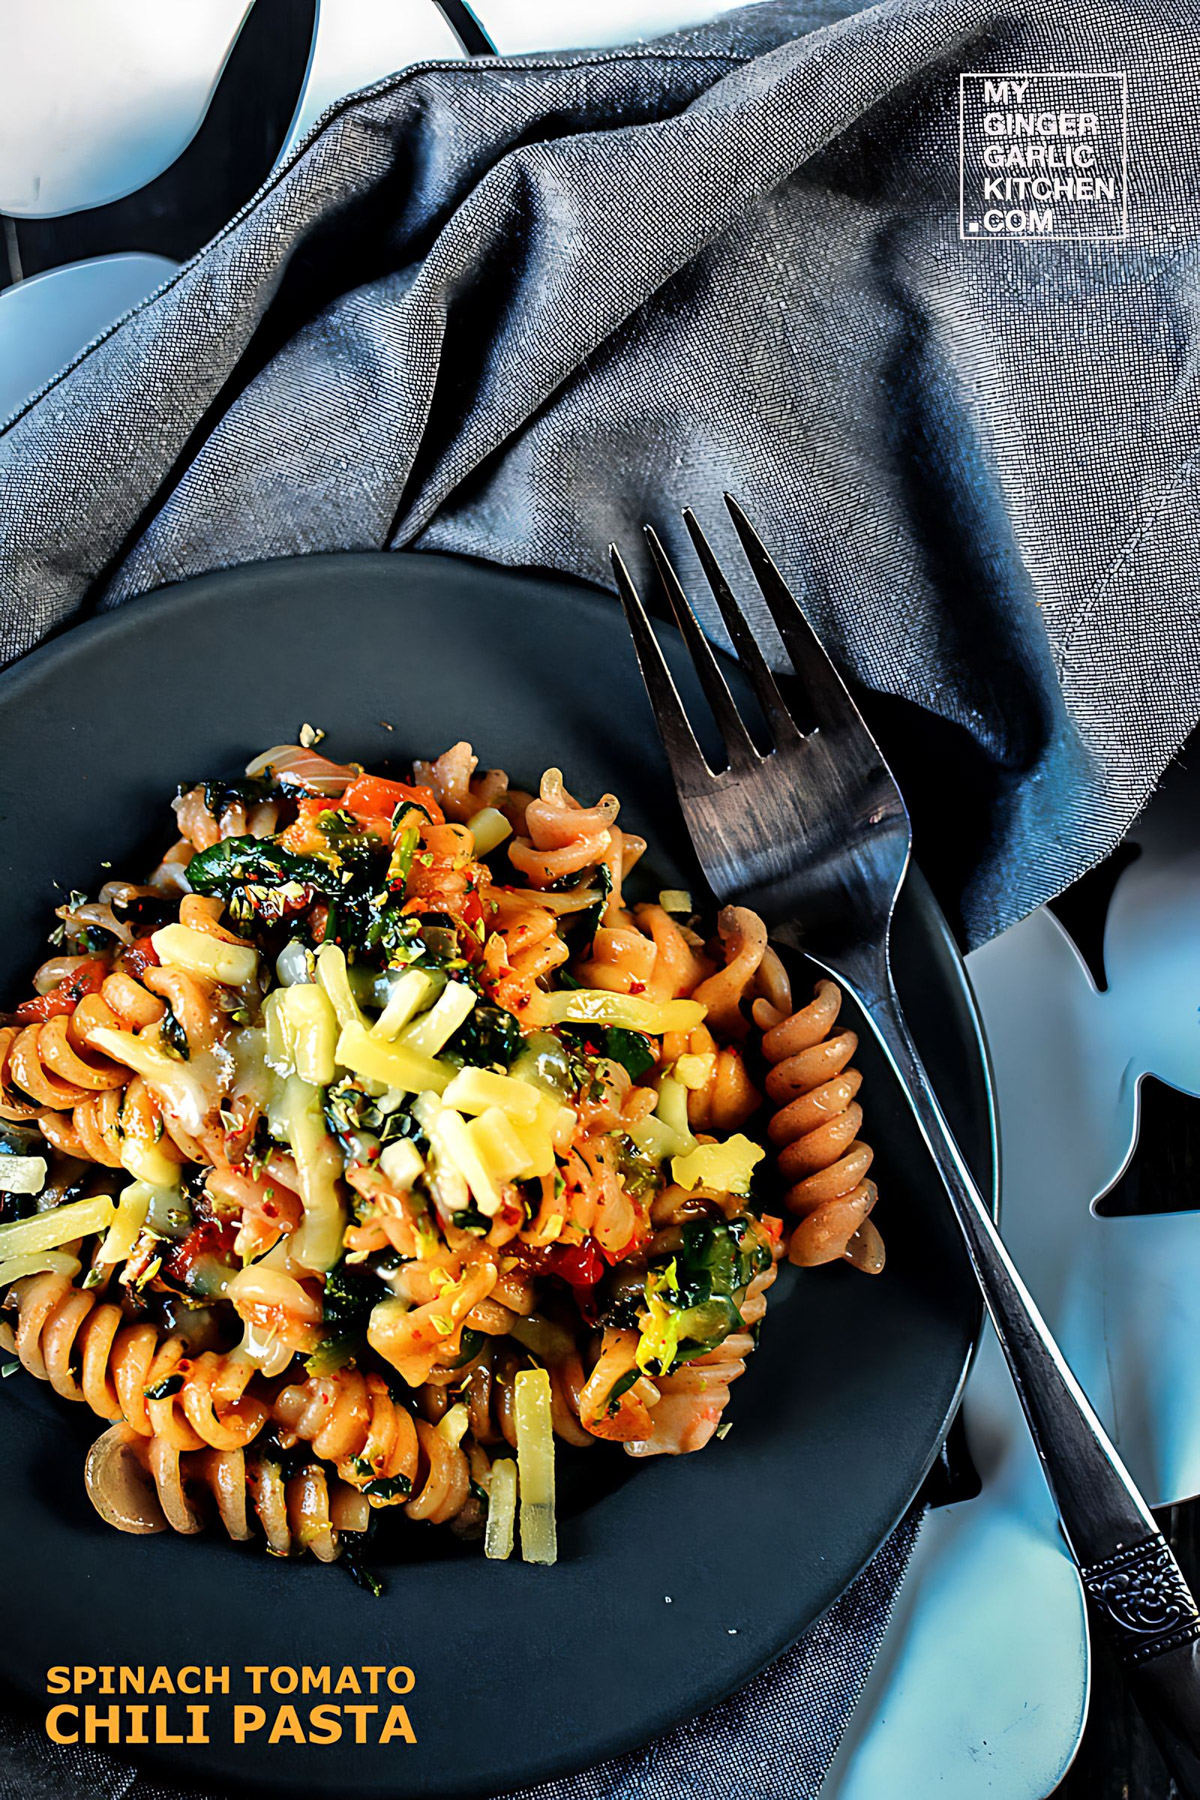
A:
[467, 807, 513, 856]
[96, 1181, 154, 1266]
[151, 923, 258, 986]
[484, 1457, 517, 1560]
[336, 1022, 453, 1095]
[277, 1075, 346, 1272]
[672, 1134, 766, 1196]
[542, 990, 705, 1033]
[119, 1137, 181, 1189]
[515, 1367, 557, 1565]
[428, 1106, 503, 1216]
[467, 1107, 534, 1184]
[0, 1192, 117, 1262]
[442, 1066, 543, 1122]
[0, 1250, 82, 1287]
[399, 981, 476, 1056]
[265, 982, 339, 1085]
[371, 970, 436, 1041]
[315, 943, 368, 1030]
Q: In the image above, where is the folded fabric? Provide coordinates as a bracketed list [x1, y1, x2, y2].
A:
[0, 0, 1192, 1794]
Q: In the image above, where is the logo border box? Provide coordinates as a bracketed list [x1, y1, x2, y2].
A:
[958, 70, 1129, 243]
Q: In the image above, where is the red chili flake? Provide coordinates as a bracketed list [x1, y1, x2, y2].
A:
[628, 980, 647, 995]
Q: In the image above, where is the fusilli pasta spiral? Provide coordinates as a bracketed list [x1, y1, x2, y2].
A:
[759, 980, 884, 1273]
[0, 736, 887, 1579]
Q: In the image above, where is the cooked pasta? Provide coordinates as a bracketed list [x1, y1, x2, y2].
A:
[0, 741, 883, 1574]
[756, 979, 884, 1274]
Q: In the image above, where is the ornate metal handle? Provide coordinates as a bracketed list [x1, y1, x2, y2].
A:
[1081, 1539, 1200, 1664]
[831, 941, 1200, 1796]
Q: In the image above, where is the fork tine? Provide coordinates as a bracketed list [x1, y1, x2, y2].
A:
[644, 526, 758, 771]
[609, 544, 711, 790]
[724, 494, 859, 732]
[682, 508, 803, 751]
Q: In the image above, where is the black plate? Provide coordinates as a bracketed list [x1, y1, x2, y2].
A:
[0, 554, 993, 1797]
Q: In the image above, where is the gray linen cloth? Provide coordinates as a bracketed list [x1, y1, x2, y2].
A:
[0, 0, 1196, 1795]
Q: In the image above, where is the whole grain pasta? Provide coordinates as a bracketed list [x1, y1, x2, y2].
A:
[0, 739, 884, 1576]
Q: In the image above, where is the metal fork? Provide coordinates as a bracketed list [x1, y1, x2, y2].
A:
[611, 494, 1200, 1793]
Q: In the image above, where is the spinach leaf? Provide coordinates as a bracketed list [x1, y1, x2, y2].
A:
[561, 1022, 657, 1080]
[575, 860, 613, 950]
[202, 774, 282, 819]
[638, 1217, 774, 1375]
[321, 1256, 382, 1335]
[445, 1001, 524, 1070]
[303, 1256, 380, 1380]
[159, 1002, 190, 1062]
[186, 835, 338, 898]
[597, 1027, 656, 1080]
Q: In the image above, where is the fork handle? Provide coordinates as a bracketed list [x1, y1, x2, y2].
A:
[850, 963, 1200, 1793]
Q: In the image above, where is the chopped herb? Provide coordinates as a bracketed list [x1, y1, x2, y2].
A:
[144, 1373, 185, 1401]
[316, 809, 387, 870]
[361, 1474, 412, 1501]
[303, 1338, 357, 1377]
[321, 1257, 380, 1335]
[159, 1003, 190, 1062]
[575, 860, 614, 948]
[563, 1023, 656, 1081]
[606, 1367, 641, 1412]
[324, 1079, 426, 1158]
[635, 1217, 773, 1377]
[340, 1541, 384, 1598]
[1, 1360, 19, 1379]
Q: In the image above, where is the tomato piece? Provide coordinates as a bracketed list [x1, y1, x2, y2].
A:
[13, 957, 108, 1023]
[121, 935, 160, 980]
[459, 890, 487, 930]
[161, 1219, 239, 1291]
[546, 1237, 606, 1293]
[342, 774, 444, 825]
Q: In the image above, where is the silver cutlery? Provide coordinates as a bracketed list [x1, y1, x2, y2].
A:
[611, 493, 1200, 1793]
